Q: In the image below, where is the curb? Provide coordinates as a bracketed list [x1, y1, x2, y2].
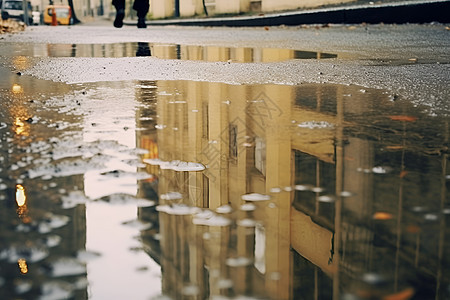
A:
[125, 0, 450, 27]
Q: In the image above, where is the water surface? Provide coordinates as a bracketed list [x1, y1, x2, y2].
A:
[0, 64, 449, 299]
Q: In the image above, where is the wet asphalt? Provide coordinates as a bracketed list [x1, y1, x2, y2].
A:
[0, 20, 449, 114]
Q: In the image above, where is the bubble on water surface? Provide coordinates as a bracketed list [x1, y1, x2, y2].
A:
[39, 280, 74, 300]
[312, 187, 325, 193]
[193, 214, 232, 227]
[61, 190, 90, 209]
[240, 203, 256, 211]
[270, 187, 282, 193]
[100, 169, 153, 181]
[372, 166, 392, 174]
[38, 213, 70, 233]
[99, 193, 155, 207]
[297, 121, 335, 129]
[3, 245, 49, 263]
[40, 235, 62, 248]
[340, 191, 354, 197]
[411, 206, 427, 213]
[362, 272, 386, 286]
[226, 257, 253, 267]
[160, 191, 183, 200]
[122, 219, 153, 230]
[241, 193, 270, 201]
[318, 195, 336, 203]
[424, 213, 438, 221]
[0, 122, 7, 129]
[237, 218, 257, 227]
[216, 278, 234, 289]
[121, 158, 146, 168]
[15, 279, 33, 294]
[294, 184, 313, 191]
[43, 257, 87, 277]
[216, 204, 233, 214]
[76, 250, 101, 263]
[28, 156, 108, 179]
[144, 159, 205, 172]
[156, 204, 201, 215]
[182, 285, 200, 296]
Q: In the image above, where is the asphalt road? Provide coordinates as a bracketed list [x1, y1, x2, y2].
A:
[1, 21, 449, 115]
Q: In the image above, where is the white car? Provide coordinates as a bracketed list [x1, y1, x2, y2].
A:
[1, 0, 33, 24]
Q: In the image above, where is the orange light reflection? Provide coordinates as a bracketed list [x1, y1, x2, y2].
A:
[18, 258, 28, 274]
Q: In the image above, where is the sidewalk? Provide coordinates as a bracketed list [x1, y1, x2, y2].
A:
[124, 0, 450, 27]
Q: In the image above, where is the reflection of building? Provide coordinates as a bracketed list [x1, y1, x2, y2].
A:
[0, 73, 87, 299]
[137, 79, 450, 299]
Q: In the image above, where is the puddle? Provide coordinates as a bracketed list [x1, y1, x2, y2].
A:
[0, 65, 450, 299]
[3, 42, 337, 62]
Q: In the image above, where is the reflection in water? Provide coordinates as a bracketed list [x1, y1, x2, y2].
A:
[16, 184, 26, 207]
[137, 81, 449, 300]
[0, 68, 449, 299]
[29, 42, 338, 62]
[136, 42, 151, 57]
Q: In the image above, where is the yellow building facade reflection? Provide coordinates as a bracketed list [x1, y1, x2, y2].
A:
[136, 78, 450, 299]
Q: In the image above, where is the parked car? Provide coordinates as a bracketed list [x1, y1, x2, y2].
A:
[43, 5, 72, 25]
[1, 0, 32, 24]
[32, 10, 40, 25]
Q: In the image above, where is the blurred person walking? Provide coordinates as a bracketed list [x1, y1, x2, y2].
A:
[112, 0, 148, 28]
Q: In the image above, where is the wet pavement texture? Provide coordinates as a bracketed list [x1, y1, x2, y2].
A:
[0, 23, 450, 299]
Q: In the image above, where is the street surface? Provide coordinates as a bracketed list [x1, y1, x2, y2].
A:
[0, 20, 449, 300]
[1, 21, 449, 114]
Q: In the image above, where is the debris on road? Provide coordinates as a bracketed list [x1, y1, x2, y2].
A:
[0, 18, 25, 34]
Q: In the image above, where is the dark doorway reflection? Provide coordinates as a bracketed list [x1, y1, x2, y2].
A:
[136, 42, 151, 57]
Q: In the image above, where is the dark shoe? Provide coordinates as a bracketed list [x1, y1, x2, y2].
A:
[137, 17, 147, 29]
[114, 9, 125, 28]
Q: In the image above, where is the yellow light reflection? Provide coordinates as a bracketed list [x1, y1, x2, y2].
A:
[12, 84, 23, 94]
[13, 56, 30, 70]
[14, 117, 27, 136]
[18, 258, 28, 274]
[16, 185, 31, 223]
[16, 184, 26, 206]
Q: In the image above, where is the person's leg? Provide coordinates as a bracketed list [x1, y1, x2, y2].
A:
[133, 0, 149, 28]
[112, 0, 125, 28]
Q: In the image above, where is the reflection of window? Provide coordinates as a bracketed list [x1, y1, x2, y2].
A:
[254, 223, 266, 274]
[202, 174, 209, 208]
[293, 150, 336, 227]
[202, 102, 208, 139]
[255, 137, 266, 176]
[55, 8, 69, 17]
[229, 124, 237, 159]
[5, 2, 22, 9]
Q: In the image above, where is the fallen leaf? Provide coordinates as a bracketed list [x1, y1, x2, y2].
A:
[406, 225, 421, 234]
[373, 212, 394, 220]
[388, 115, 417, 122]
[399, 170, 408, 178]
[382, 287, 415, 300]
[386, 145, 404, 150]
